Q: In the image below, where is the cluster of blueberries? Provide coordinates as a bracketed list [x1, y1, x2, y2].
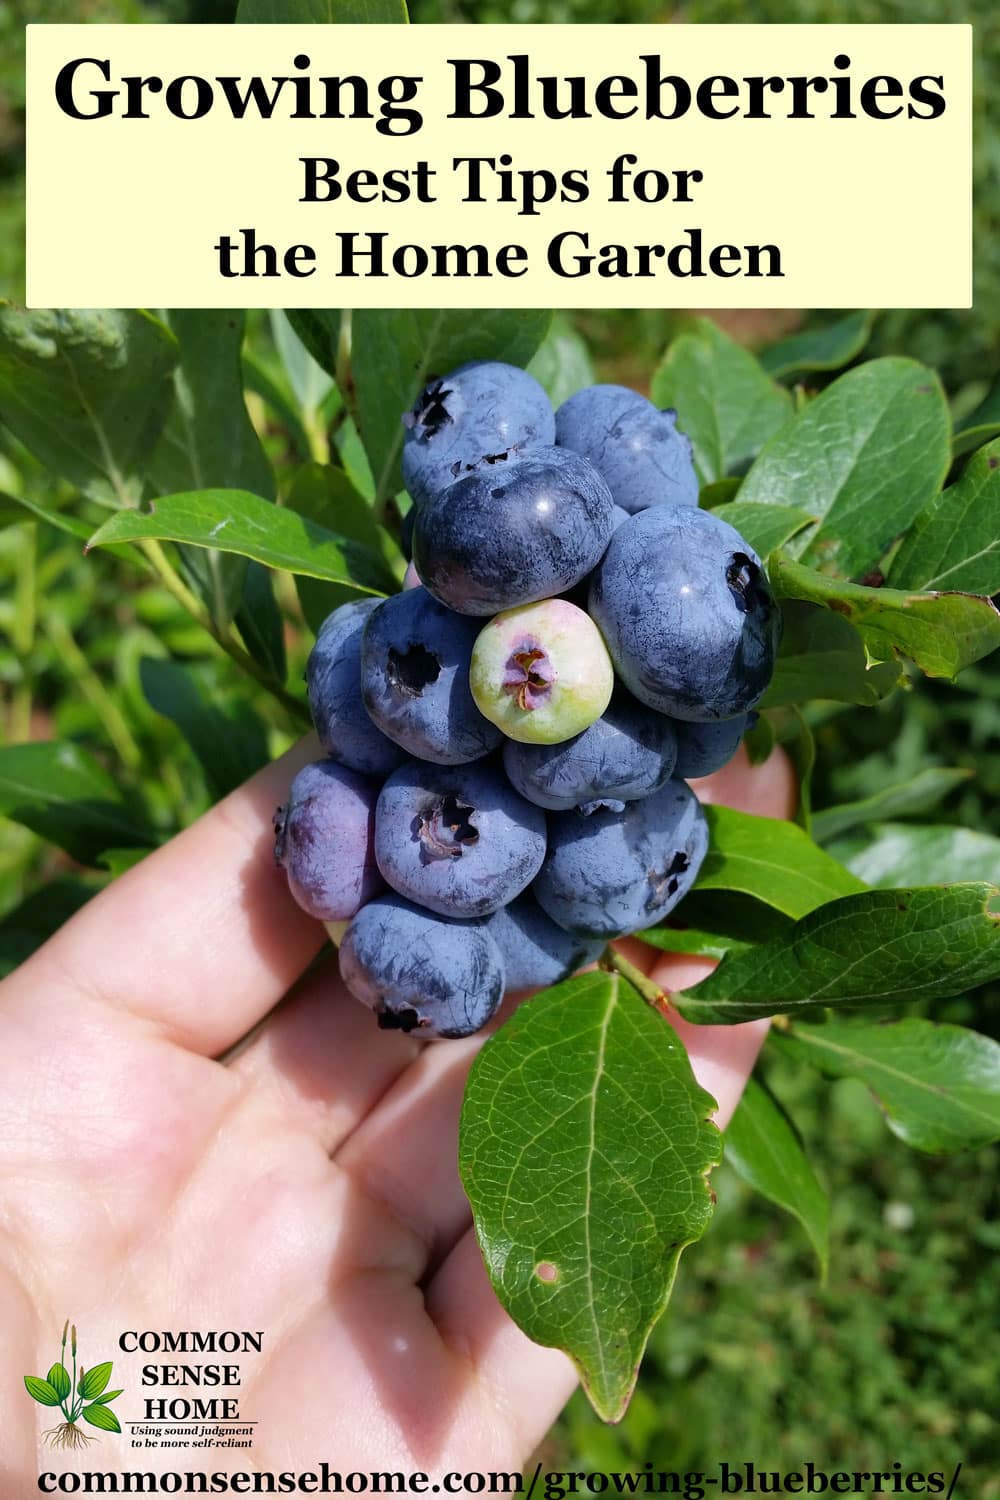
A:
[274, 361, 781, 1039]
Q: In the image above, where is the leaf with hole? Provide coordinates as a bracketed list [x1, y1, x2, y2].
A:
[460, 970, 720, 1422]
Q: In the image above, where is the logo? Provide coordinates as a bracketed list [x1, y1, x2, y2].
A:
[24, 1320, 122, 1449]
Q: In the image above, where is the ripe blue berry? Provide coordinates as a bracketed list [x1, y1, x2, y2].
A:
[470, 598, 614, 745]
[673, 713, 749, 779]
[502, 689, 677, 811]
[413, 446, 615, 616]
[274, 759, 382, 921]
[375, 759, 547, 919]
[533, 779, 708, 938]
[556, 384, 698, 514]
[589, 507, 781, 721]
[402, 360, 555, 508]
[361, 587, 502, 765]
[486, 894, 603, 993]
[339, 892, 505, 1038]
[306, 599, 407, 778]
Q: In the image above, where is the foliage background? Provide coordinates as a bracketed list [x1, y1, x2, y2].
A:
[2, 0, 999, 1490]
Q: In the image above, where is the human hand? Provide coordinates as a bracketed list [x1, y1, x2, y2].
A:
[0, 739, 794, 1487]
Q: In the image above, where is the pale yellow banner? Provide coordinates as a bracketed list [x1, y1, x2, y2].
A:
[26, 23, 972, 309]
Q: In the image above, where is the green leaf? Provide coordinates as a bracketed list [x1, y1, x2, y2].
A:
[46, 1364, 71, 1401]
[287, 463, 401, 632]
[635, 926, 750, 961]
[235, 563, 287, 686]
[269, 311, 333, 417]
[770, 555, 1000, 680]
[527, 315, 596, 408]
[829, 823, 1000, 889]
[694, 806, 864, 918]
[237, 0, 406, 20]
[351, 308, 552, 500]
[651, 318, 793, 485]
[674, 884, 1000, 1024]
[24, 1377, 62, 1407]
[147, 311, 275, 634]
[763, 602, 903, 708]
[0, 742, 153, 865]
[772, 1018, 1000, 1154]
[0, 878, 97, 978]
[812, 767, 973, 843]
[139, 658, 270, 801]
[88, 1389, 124, 1406]
[708, 501, 815, 559]
[952, 374, 1000, 457]
[0, 307, 177, 506]
[766, 704, 816, 828]
[725, 1077, 829, 1275]
[889, 438, 1000, 596]
[759, 311, 875, 381]
[98, 848, 149, 879]
[86, 489, 389, 595]
[459, 970, 721, 1422]
[83, 1402, 121, 1433]
[79, 1362, 113, 1400]
[738, 359, 951, 580]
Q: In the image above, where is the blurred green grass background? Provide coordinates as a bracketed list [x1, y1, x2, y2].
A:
[3, 0, 1000, 1489]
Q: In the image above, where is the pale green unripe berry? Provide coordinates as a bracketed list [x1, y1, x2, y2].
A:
[470, 599, 614, 745]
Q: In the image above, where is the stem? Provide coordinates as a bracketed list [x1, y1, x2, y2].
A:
[10, 522, 36, 741]
[601, 946, 673, 1011]
[44, 614, 143, 771]
[71, 1326, 77, 1419]
[139, 540, 309, 725]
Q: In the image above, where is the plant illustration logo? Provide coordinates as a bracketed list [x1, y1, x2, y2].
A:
[24, 1321, 122, 1449]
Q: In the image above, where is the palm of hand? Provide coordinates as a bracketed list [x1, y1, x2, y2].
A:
[0, 742, 792, 1490]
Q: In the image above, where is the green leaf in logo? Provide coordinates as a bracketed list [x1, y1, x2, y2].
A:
[79, 1361, 113, 1399]
[24, 1376, 62, 1406]
[89, 1389, 124, 1406]
[46, 1363, 71, 1401]
[83, 1402, 121, 1433]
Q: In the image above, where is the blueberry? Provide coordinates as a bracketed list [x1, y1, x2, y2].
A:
[414, 446, 615, 617]
[555, 384, 698, 514]
[339, 892, 505, 1039]
[470, 598, 614, 745]
[274, 759, 383, 921]
[534, 779, 708, 939]
[503, 688, 678, 810]
[486, 893, 604, 992]
[672, 713, 749, 779]
[306, 599, 407, 778]
[375, 758, 547, 918]
[589, 507, 781, 721]
[360, 587, 503, 766]
[402, 360, 555, 508]
[610, 503, 631, 531]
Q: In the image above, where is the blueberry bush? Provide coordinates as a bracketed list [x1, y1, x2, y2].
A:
[2, 295, 1000, 1427]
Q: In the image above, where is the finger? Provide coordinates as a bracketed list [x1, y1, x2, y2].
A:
[428, 1229, 578, 1460]
[229, 955, 421, 1154]
[8, 736, 326, 1055]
